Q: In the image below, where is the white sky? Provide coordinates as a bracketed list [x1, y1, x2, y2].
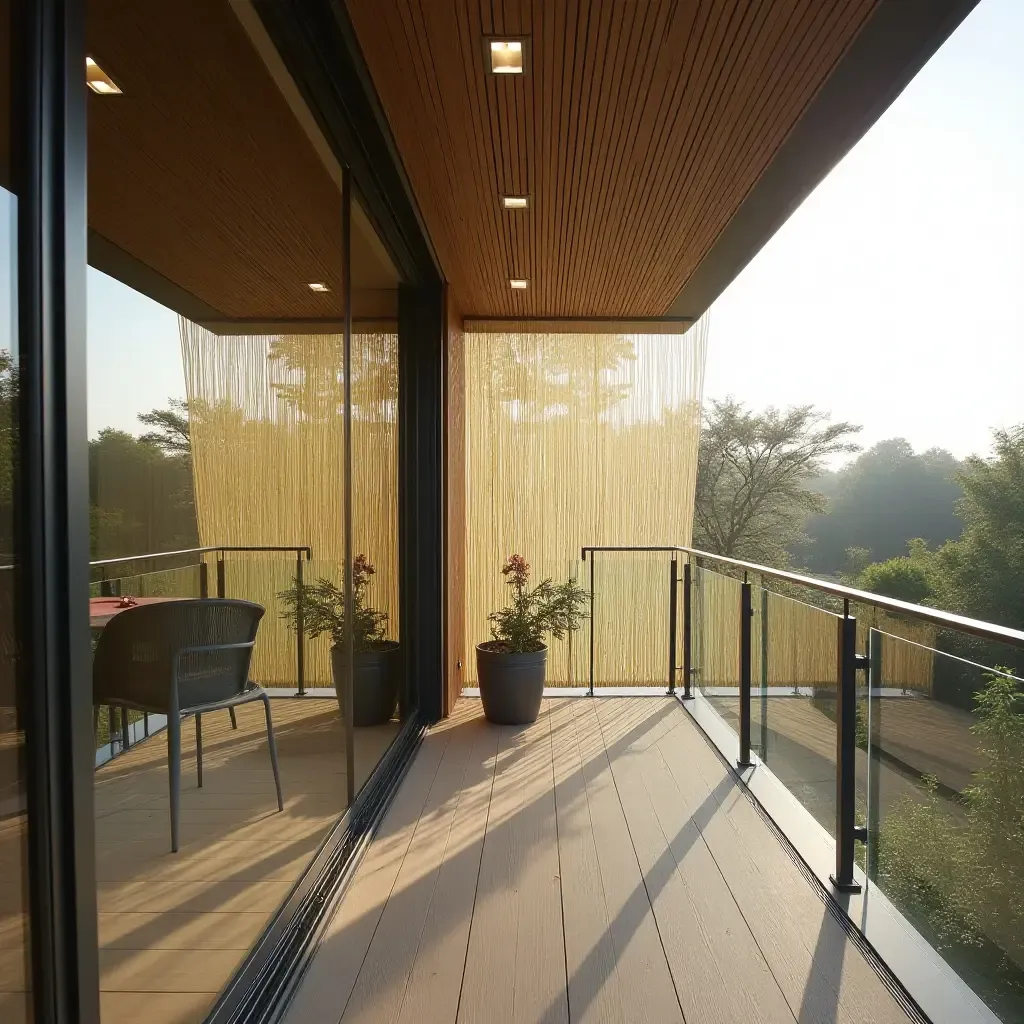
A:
[704, 0, 1024, 462]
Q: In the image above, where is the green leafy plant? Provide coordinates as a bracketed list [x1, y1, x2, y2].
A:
[483, 554, 587, 654]
[872, 669, 1024, 1010]
[278, 554, 388, 652]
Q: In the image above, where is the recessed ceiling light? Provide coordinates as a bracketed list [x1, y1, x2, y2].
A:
[86, 57, 121, 95]
[308, 282, 330, 293]
[490, 41, 523, 74]
[509, 278, 529, 290]
[502, 195, 529, 210]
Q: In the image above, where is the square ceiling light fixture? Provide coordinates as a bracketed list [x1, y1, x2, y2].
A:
[509, 278, 529, 290]
[307, 282, 330, 293]
[86, 57, 121, 95]
[489, 40, 524, 74]
[502, 195, 529, 210]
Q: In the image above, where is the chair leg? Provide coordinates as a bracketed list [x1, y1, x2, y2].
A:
[262, 695, 283, 812]
[229, 707, 238, 730]
[168, 714, 182, 853]
[195, 713, 203, 788]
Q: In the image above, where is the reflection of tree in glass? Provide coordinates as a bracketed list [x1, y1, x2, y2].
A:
[267, 333, 397, 423]
[487, 333, 636, 418]
[138, 397, 191, 458]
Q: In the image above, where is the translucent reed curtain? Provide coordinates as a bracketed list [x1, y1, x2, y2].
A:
[464, 318, 709, 685]
[180, 318, 399, 686]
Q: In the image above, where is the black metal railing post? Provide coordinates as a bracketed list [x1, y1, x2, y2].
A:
[199, 559, 209, 598]
[738, 577, 753, 767]
[668, 556, 678, 694]
[681, 560, 693, 700]
[866, 627, 883, 881]
[588, 551, 595, 697]
[832, 609, 862, 893]
[760, 583, 769, 755]
[216, 552, 226, 599]
[296, 552, 306, 696]
[100, 568, 111, 597]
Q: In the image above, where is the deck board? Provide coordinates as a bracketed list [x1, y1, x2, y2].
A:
[287, 697, 912, 1024]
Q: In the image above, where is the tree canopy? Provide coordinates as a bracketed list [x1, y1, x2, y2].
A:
[692, 398, 859, 565]
[799, 438, 962, 575]
[138, 397, 191, 458]
[932, 426, 1024, 631]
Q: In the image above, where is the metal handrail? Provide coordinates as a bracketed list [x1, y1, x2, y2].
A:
[90, 545, 312, 569]
[581, 544, 1024, 650]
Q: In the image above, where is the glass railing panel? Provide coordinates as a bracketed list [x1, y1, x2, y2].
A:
[693, 564, 742, 701]
[865, 630, 1024, 1020]
[591, 550, 673, 689]
[758, 589, 840, 836]
[89, 561, 203, 599]
[223, 554, 318, 690]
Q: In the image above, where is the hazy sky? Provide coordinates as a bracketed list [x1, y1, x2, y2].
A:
[704, 0, 1024, 463]
[27, 0, 1021, 452]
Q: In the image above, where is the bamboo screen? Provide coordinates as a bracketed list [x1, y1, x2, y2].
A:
[463, 319, 709, 685]
[180, 319, 399, 686]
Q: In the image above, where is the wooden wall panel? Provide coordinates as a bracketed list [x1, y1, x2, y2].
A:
[444, 288, 466, 714]
[346, 0, 879, 318]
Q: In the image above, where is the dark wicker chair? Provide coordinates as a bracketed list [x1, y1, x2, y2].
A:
[93, 598, 283, 852]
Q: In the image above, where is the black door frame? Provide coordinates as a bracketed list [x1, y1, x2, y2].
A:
[17, 0, 100, 1022]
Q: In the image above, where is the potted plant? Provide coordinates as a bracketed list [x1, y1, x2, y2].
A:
[279, 555, 399, 727]
[477, 554, 587, 725]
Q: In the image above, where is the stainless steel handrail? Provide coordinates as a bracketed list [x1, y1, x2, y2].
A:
[581, 544, 1024, 650]
[90, 544, 312, 569]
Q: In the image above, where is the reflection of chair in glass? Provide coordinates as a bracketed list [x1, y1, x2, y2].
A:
[92, 599, 283, 851]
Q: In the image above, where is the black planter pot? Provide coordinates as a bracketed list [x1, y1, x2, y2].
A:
[476, 643, 546, 725]
[331, 641, 400, 727]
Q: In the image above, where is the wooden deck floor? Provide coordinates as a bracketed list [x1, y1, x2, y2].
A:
[0, 697, 399, 1024]
[285, 697, 911, 1024]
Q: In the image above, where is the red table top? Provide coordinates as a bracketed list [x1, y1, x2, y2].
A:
[89, 596, 179, 629]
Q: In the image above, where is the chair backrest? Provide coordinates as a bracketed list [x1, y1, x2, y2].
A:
[93, 599, 265, 713]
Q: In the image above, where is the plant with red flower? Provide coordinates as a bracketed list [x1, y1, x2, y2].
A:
[484, 554, 587, 654]
[279, 554, 389, 652]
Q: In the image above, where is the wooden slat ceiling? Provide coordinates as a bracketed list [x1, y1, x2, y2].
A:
[86, 0, 396, 321]
[346, 0, 880, 319]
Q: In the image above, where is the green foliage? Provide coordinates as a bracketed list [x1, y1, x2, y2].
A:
[693, 398, 860, 565]
[875, 671, 1024, 986]
[851, 538, 936, 604]
[88, 424, 198, 558]
[485, 554, 587, 654]
[138, 398, 191, 458]
[800, 439, 963, 576]
[932, 427, 1024, 635]
[278, 554, 389, 652]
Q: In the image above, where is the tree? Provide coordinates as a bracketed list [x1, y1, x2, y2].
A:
[850, 538, 935, 604]
[800, 439, 963, 575]
[933, 426, 1024, 632]
[138, 398, 191, 458]
[692, 398, 860, 565]
[89, 428, 198, 557]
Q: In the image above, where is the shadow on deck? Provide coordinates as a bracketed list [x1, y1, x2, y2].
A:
[285, 697, 911, 1024]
